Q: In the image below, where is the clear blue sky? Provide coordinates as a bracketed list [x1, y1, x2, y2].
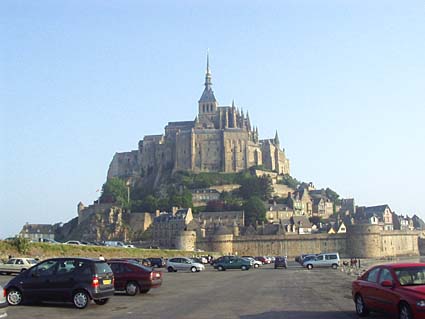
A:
[1, 1, 424, 238]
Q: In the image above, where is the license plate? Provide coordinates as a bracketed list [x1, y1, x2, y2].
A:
[103, 279, 111, 285]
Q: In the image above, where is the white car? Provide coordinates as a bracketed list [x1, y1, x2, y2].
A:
[166, 257, 205, 273]
[64, 240, 84, 245]
[0, 258, 38, 274]
[243, 257, 261, 268]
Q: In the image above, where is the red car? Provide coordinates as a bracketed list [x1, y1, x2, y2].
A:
[254, 256, 269, 265]
[352, 263, 425, 319]
[108, 260, 162, 296]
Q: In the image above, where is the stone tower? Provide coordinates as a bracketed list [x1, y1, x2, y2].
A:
[198, 52, 218, 123]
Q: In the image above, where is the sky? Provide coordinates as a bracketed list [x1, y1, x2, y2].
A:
[1, 0, 424, 238]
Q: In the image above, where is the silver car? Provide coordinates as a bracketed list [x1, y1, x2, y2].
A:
[303, 252, 340, 270]
[0, 284, 7, 318]
[0, 258, 38, 275]
[166, 257, 205, 273]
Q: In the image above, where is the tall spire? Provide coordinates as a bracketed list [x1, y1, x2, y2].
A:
[274, 130, 280, 146]
[205, 50, 212, 89]
[199, 51, 216, 104]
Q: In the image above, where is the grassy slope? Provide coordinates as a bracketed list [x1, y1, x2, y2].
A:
[0, 241, 205, 262]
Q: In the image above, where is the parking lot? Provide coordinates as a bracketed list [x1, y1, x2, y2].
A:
[0, 261, 386, 319]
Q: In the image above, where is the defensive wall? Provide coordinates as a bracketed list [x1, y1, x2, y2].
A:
[189, 224, 420, 258]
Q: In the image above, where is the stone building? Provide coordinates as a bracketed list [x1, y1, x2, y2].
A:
[191, 188, 220, 207]
[152, 208, 193, 248]
[265, 203, 294, 224]
[20, 223, 56, 242]
[107, 55, 290, 184]
[356, 205, 394, 231]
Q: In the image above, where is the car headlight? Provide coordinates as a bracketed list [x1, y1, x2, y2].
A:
[417, 300, 425, 307]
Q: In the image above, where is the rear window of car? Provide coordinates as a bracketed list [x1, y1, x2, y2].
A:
[95, 262, 113, 274]
[133, 263, 152, 272]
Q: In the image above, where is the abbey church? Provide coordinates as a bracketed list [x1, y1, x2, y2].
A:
[108, 56, 290, 181]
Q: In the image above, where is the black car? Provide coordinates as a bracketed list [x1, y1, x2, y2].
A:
[274, 256, 288, 269]
[5, 257, 115, 309]
[147, 258, 165, 268]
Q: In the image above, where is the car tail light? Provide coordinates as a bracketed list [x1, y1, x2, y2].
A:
[150, 271, 161, 280]
[2, 288, 5, 298]
[92, 276, 99, 288]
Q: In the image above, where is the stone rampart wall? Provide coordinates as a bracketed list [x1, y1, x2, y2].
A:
[194, 230, 420, 259]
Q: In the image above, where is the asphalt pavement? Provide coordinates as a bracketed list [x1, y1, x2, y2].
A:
[0, 261, 386, 319]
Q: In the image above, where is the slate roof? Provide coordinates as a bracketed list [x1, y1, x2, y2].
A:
[364, 205, 391, 218]
[199, 87, 217, 103]
[21, 224, 55, 234]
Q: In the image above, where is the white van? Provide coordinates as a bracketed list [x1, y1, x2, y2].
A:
[303, 252, 340, 270]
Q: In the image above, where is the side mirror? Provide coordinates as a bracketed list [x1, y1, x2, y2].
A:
[381, 280, 394, 288]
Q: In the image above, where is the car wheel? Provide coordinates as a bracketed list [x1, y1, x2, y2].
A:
[125, 281, 139, 296]
[399, 302, 413, 319]
[217, 265, 224, 271]
[190, 266, 197, 273]
[167, 266, 174, 272]
[7, 288, 23, 306]
[254, 264, 259, 268]
[307, 264, 313, 270]
[94, 298, 109, 305]
[355, 294, 369, 317]
[73, 290, 90, 309]
[332, 264, 338, 269]
[140, 288, 150, 294]
[20, 268, 27, 273]
[241, 265, 248, 271]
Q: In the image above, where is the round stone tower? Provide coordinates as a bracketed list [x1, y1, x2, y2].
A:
[175, 230, 197, 251]
[211, 225, 234, 254]
[347, 224, 382, 258]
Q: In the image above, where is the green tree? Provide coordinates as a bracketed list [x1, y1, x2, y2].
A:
[243, 196, 267, 226]
[280, 174, 301, 189]
[100, 177, 129, 207]
[238, 175, 273, 200]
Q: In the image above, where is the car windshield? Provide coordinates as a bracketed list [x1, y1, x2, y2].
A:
[395, 267, 425, 286]
[28, 259, 38, 264]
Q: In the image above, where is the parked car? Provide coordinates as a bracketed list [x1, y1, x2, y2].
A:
[64, 240, 84, 245]
[166, 257, 205, 273]
[0, 284, 7, 318]
[242, 257, 261, 268]
[107, 260, 162, 296]
[5, 257, 114, 309]
[213, 256, 251, 271]
[104, 241, 134, 248]
[0, 258, 38, 275]
[352, 262, 425, 318]
[295, 254, 313, 264]
[254, 256, 269, 265]
[303, 252, 340, 270]
[39, 238, 59, 244]
[274, 256, 288, 269]
[147, 258, 166, 268]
